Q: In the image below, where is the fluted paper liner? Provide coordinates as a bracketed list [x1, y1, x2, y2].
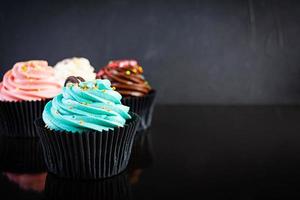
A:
[35, 112, 140, 179]
[0, 100, 49, 137]
[0, 136, 46, 173]
[121, 90, 156, 131]
[45, 172, 131, 200]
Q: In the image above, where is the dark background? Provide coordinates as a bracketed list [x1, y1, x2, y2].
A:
[0, 0, 299, 104]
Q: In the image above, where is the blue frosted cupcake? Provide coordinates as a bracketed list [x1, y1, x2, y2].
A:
[35, 76, 140, 179]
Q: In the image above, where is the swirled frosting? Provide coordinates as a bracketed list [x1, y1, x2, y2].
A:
[97, 60, 151, 97]
[0, 60, 62, 102]
[42, 79, 131, 133]
[54, 57, 96, 85]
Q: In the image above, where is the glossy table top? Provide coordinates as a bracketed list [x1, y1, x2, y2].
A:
[1, 105, 300, 199]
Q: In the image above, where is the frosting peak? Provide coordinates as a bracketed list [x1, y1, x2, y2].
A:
[97, 60, 151, 97]
[0, 60, 62, 102]
[43, 79, 131, 133]
[54, 57, 96, 85]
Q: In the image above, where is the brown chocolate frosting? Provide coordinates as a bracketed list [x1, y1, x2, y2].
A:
[97, 60, 151, 97]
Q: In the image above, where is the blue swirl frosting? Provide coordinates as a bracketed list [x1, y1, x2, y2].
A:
[42, 79, 131, 133]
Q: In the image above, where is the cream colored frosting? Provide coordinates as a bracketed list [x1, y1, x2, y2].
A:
[54, 57, 96, 85]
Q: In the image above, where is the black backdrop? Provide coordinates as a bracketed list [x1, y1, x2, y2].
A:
[0, 0, 299, 104]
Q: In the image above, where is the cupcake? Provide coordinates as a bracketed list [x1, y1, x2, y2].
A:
[54, 57, 96, 85]
[35, 76, 140, 179]
[97, 60, 156, 131]
[0, 60, 62, 137]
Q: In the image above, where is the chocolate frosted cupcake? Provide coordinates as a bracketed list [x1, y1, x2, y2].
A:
[0, 60, 62, 137]
[97, 60, 156, 131]
[35, 77, 140, 179]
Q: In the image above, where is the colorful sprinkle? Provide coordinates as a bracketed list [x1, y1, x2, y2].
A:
[126, 70, 131, 75]
[138, 66, 143, 73]
[21, 65, 27, 72]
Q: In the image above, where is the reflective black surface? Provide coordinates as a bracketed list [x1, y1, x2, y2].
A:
[1, 105, 300, 199]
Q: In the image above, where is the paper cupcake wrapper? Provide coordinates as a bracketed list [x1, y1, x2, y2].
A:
[128, 130, 154, 170]
[0, 136, 46, 173]
[121, 90, 156, 131]
[35, 112, 140, 179]
[45, 172, 131, 200]
[0, 100, 49, 138]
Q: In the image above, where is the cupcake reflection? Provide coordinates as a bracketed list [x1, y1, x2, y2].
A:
[45, 173, 131, 200]
[128, 130, 154, 185]
[0, 136, 46, 173]
[3, 172, 47, 192]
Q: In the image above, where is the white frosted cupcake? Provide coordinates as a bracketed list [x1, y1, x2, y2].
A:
[54, 57, 96, 85]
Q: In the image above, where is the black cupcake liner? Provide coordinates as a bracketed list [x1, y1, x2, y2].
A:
[121, 90, 156, 131]
[45, 172, 131, 200]
[0, 100, 49, 138]
[0, 136, 46, 173]
[35, 112, 140, 180]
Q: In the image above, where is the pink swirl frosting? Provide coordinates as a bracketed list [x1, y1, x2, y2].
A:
[0, 60, 62, 102]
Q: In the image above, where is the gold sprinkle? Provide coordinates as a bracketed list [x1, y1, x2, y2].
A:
[79, 120, 84, 125]
[125, 70, 131, 75]
[112, 87, 116, 90]
[21, 65, 27, 72]
[138, 66, 143, 73]
[132, 69, 137, 73]
[81, 86, 88, 91]
[102, 90, 107, 93]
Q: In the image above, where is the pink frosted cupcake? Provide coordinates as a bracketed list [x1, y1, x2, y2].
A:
[0, 60, 62, 137]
